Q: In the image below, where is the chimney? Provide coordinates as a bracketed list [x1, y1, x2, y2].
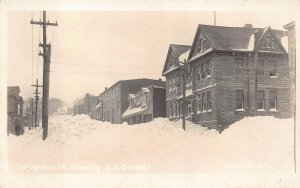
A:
[158, 78, 162, 81]
[244, 24, 253, 28]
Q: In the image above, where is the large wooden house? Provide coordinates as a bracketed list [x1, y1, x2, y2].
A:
[162, 24, 291, 131]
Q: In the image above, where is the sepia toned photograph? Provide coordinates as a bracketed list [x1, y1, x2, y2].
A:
[1, 1, 299, 187]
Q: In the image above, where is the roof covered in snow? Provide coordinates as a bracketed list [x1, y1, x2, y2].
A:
[188, 24, 286, 61]
[162, 44, 191, 76]
[122, 106, 149, 119]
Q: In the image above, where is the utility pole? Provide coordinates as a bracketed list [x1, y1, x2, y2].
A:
[31, 79, 43, 128]
[31, 11, 58, 140]
[30, 98, 34, 130]
[254, 52, 258, 116]
[181, 60, 187, 131]
[214, 11, 216, 26]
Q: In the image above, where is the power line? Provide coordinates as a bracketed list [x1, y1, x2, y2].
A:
[52, 54, 162, 68]
[50, 60, 162, 69]
[50, 70, 159, 75]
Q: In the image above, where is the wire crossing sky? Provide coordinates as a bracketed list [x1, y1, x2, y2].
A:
[7, 11, 295, 104]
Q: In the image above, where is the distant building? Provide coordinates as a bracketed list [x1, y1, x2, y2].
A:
[7, 86, 23, 117]
[67, 107, 74, 115]
[74, 93, 99, 117]
[162, 24, 291, 131]
[74, 98, 84, 115]
[97, 78, 166, 124]
[122, 85, 166, 124]
[7, 86, 26, 135]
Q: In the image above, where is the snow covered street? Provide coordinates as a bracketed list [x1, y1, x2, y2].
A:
[6, 115, 300, 187]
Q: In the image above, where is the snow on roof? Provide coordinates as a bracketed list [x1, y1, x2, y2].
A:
[162, 65, 180, 76]
[141, 87, 150, 93]
[179, 49, 190, 63]
[189, 47, 213, 62]
[96, 103, 102, 109]
[128, 94, 136, 100]
[281, 35, 289, 53]
[177, 88, 193, 99]
[122, 106, 148, 119]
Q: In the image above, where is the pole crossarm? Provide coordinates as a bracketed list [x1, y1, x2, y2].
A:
[30, 20, 58, 26]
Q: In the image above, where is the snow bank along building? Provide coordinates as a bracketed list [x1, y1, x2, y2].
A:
[122, 85, 166, 125]
[162, 24, 292, 131]
[96, 78, 166, 124]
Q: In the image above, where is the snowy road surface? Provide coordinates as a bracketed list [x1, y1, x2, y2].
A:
[5, 115, 300, 187]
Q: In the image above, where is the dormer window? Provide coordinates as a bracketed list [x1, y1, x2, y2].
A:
[197, 34, 206, 53]
[170, 52, 176, 66]
[263, 33, 274, 49]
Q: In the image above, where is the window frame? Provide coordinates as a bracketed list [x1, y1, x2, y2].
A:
[269, 90, 277, 110]
[236, 90, 244, 110]
[257, 90, 265, 110]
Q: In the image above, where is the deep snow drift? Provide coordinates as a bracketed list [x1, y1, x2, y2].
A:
[6, 114, 300, 187]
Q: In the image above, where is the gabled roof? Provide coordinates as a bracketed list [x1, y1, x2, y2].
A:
[7, 86, 20, 97]
[162, 44, 191, 76]
[188, 24, 286, 61]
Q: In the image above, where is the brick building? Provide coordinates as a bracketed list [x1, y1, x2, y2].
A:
[122, 85, 166, 125]
[162, 24, 292, 131]
[97, 78, 165, 124]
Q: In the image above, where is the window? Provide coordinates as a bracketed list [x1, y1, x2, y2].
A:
[107, 110, 110, 122]
[169, 77, 173, 91]
[258, 59, 264, 76]
[173, 77, 176, 90]
[170, 53, 175, 66]
[116, 87, 118, 97]
[187, 101, 192, 115]
[269, 60, 277, 77]
[197, 94, 202, 111]
[202, 93, 207, 111]
[206, 61, 211, 76]
[207, 91, 212, 110]
[257, 90, 265, 110]
[236, 90, 244, 110]
[197, 34, 206, 53]
[197, 66, 201, 81]
[269, 90, 277, 110]
[176, 102, 180, 117]
[201, 63, 205, 79]
[112, 108, 114, 123]
[117, 101, 120, 110]
[264, 33, 273, 48]
[235, 58, 244, 74]
[169, 102, 174, 118]
[174, 102, 178, 117]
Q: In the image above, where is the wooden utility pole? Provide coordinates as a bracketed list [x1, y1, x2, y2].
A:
[254, 52, 258, 116]
[214, 11, 216, 26]
[31, 79, 43, 128]
[181, 60, 187, 131]
[30, 98, 34, 130]
[31, 11, 58, 140]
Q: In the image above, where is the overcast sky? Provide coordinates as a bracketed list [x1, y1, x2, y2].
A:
[7, 11, 295, 105]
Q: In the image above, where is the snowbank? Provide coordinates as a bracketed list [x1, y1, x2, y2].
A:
[6, 115, 299, 187]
